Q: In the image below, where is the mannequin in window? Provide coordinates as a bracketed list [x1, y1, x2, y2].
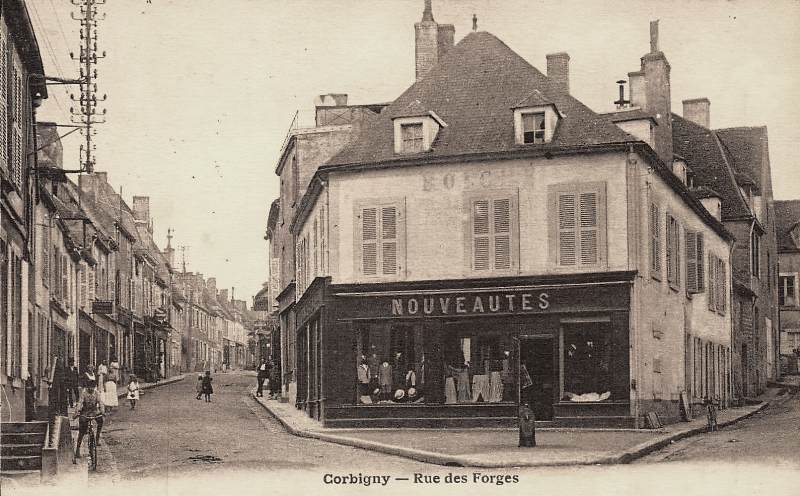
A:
[367, 348, 380, 394]
[447, 361, 471, 403]
[357, 358, 371, 404]
[392, 352, 404, 389]
[378, 361, 393, 401]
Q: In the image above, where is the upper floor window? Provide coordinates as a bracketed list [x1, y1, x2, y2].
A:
[355, 200, 405, 278]
[685, 231, 705, 294]
[400, 123, 424, 153]
[549, 182, 606, 268]
[779, 274, 797, 306]
[751, 230, 760, 278]
[708, 253, 727, 315]
[521, 112, 545, 144]
[467, 193, 518, 273]
[512, 97, 559, 145]
[665, 213, 680, 289]
[650, 203, 661, 280]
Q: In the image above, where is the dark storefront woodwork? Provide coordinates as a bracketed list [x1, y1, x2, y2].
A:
[293, 273, 634, 428]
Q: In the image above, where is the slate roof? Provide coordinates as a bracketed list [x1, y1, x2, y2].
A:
[774, 200, 800, 252]
[716, 126, 768, 193]
[325, 31, 634, 168]
[671, 114, 751, 220]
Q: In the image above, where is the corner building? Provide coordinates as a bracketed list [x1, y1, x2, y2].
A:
[283, 9, 734, 428]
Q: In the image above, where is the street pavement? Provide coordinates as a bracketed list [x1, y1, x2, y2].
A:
[15, 373, 793, 496]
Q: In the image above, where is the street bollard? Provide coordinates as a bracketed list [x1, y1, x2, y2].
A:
[519, 404, 536, 447]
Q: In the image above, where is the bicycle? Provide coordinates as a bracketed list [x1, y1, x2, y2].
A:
[76, 413, 104, 471]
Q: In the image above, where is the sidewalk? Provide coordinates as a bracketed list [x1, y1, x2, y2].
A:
[252, 390, 786, 468]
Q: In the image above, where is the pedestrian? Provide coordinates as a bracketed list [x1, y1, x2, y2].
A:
[73, 380, 104, 461]
[256, 358, 268, 397]
[269, 361, 280, 399]
[104, 356, 119, 413]
[201, 370, 213, 402]
[69, 363, 80, 408]
[81, 364, 97, 388]
[195, 374, 203, 400]
[126, 375, 140, 410]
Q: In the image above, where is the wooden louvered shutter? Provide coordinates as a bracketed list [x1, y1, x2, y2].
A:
[80, 265, 87, 308]
[708, 253, 716, 311]
[0, 30, 7, 172]
[472, 200, 491, 270]
[696, 233, 705, 291]
[493, 198, 512, 270]
[361, 207, 378, 276]
[675, 223, 681, 287]
[62, 254, 68, 304]
[579, 192, 598, 265]
[650, 203, 661, 277]
[10, 57, 21, 188]
[558, 193, 577, 265]
[686, 231, 697, 293]
[718, 259, 726, 314]
[381, 206, 398, 275]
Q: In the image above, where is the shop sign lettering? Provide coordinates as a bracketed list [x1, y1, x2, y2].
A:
[390, 292, 550, 316]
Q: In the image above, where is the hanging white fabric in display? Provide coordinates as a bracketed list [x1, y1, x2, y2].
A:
[445, 377, 457, 404]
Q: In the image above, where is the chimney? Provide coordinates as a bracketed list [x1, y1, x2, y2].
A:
[640, 20, 673, 165]
[132, 196, 150, 224]
[414, 0, 454, 81]
[682, 98, 710, 129]
[95, 171, 108, 184]
[219, 289, 229, 303]
[207, 277, 217, 294]
[546, 52, 570, 94]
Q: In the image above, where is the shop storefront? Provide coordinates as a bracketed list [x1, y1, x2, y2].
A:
[294, 272, 635, 428]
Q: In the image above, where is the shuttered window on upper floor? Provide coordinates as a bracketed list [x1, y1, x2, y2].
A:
[469, 195, 516, 272]
[666, 213, 680, 289]
[548, 182, 606, 269]
[650, 203, 661, 279]
[0, 28, 8, 173]
[685, 231, 705, 294]
[355, 200, 405, 279]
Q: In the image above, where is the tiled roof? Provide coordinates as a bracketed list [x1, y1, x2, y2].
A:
[325, 31, 633, 168]
[690, 185, 722, 200]
[774, 200, 800, 252]
[605, 108, 656, 123]
[716, 126, 768, 192]
[671, 114, 751, 220]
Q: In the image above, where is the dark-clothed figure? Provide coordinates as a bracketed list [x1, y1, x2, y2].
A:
[201, 371, 214, 402]
[269, 362, 280, 398]
[256, 359, 268, 397]
[64, 364, 77, 408]
[73, 380, 104, 460]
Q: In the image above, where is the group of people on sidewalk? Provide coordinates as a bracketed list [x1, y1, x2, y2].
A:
[255, 358, 280, 398]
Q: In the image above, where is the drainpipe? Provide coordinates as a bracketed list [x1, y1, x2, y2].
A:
[626, 145, 642, 426]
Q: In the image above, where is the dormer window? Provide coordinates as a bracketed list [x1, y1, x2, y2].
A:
[512, 92, 559, 146]
[522, 112, 546, 144]
[392, 111, 446, 155]
[400, 123, 424, 153]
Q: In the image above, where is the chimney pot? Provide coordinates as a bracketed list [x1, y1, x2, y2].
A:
[546, 52, 570, 94]
[682, 98, 710, 129]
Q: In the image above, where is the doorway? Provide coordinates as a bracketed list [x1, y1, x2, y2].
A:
[519, 336, 556, 421]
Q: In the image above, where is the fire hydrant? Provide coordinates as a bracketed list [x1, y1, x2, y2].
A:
[519, 404, 536, 447]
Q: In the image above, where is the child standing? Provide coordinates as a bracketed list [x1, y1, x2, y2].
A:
[201, 371, 213, 402]
[127, 376, 140, 410]
[195, 374, 203, 400]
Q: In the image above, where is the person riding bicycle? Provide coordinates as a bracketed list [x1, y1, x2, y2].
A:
[73, 379, 105, 459]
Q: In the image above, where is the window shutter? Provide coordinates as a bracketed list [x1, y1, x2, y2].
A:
[708, 253, 716, 311]
[0, 31, 7, 171]
[472, 200, 491, 270]
[696, 233, 704, 291]
[493, 198, 511, 270]
[381, 206, 398, 275]
[686, 231, 697, 293]
[62, 255, 68, 304]
[557, 193, 577, 265]
[80, 266, 87, 308]
[42, 225, 50, 285]
[650, 203, 661, 276]
[665, 213, 673, 283]
[361, 207, 378, 276]
[718, 259, 726, 314]
[675, 224, 681, 286]
[579, 192, 598, 264]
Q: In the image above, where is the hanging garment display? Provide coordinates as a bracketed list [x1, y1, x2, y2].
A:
[488, 371, 504, 402]
[445, 377, 457, 404]
[471, 374, 490, 402]
[379, 362, 393, 394]
[456, 367, 471, 402]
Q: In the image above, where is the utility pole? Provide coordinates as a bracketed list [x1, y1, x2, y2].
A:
[70, 0, 107, 174]
[179, 245, 191, 274]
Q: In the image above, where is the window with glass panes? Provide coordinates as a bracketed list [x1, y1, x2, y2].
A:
[521, 112, 545, 144]
[400, 123, 423, 153]
[779, 274, 797, 306]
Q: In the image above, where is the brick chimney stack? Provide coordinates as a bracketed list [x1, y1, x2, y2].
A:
[546, 53, 570, 94]
[639, 20, 673, 166]
[682, 98, 710, 129]
[414, 0, 455, 81]
[132, 196, 153, 234]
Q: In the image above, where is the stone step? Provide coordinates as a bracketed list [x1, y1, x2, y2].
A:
[0, 469, 42, 487]
[0, 432, 47, 445]
[1, 455, 43, 471]
[1, 443, 44, 457]
[0, 421, 48, 434]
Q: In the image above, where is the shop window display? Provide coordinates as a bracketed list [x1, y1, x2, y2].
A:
[443, 330, 516, 404]
[356, 324, 426, 404]
[562, 323, 612, 402]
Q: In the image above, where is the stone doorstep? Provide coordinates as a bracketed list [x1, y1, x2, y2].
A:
[251, 393, 770, 468]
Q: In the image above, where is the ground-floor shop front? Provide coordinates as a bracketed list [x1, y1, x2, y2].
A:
[293, 273, 638, 428]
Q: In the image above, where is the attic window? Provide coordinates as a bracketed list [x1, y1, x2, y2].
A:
[522, 112, 546, 144]
[401, 123, 424, 153]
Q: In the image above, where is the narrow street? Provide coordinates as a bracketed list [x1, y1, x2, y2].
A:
[91, 372, 431, 485]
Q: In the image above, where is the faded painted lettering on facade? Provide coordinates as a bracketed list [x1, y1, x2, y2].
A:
[390, 292, 550, 316]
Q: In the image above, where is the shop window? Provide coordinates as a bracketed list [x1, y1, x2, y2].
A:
[356, 324, 425, 404]
[561, 323, 612, 401]
[443, 332, 515, 404]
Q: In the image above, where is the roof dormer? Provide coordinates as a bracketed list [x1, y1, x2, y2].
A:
[512, 91, 560, 145]
[390, 100, 447, 154]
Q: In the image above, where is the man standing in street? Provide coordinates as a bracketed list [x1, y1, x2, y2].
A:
[256, 358, 269, 397]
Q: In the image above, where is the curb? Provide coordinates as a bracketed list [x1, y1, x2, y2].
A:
[251, 393, 771, 468]
[116, 374, 186, 399]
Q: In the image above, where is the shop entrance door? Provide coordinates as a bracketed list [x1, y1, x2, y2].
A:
[79, 330, 92, 372]
[519, 336, 556, 421]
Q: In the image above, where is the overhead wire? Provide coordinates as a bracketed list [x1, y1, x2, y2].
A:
[28, 0, 74, 123]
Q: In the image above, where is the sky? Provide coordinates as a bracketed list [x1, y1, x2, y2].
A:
[28, 0, 800, 302]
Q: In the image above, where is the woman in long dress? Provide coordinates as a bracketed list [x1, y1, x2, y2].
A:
[105, 358, 120, 412]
